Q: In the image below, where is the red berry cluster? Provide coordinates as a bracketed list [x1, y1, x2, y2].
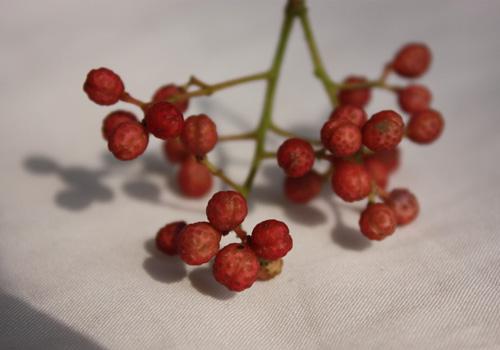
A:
[155, 191, 292, 291]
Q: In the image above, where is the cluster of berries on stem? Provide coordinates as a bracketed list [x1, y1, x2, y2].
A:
[83, 0, 443, 292]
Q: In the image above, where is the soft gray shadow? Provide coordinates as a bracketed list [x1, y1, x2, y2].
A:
[24, 155, 113, 211]
[188, 267, 235, 300]
[142, 239, 187, 283]
[0, 289, 104, 349]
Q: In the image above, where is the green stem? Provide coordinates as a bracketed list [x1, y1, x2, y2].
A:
[218, 131, 257, 142]
[270, 123, 322, 145]
[201, 158, 245, 193]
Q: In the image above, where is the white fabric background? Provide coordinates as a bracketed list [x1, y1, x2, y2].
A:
[1, 0, 499, 349]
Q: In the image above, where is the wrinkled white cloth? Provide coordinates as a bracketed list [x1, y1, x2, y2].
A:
[1, 1, 499, 349]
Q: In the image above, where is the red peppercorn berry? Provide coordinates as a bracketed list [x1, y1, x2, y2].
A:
[406, 109, 444, 144]
[321, 120, 362, 157]
[107, 121, 149, 161]
[83, 67, 125, 105]
[337, 76, 371, 108]
[152, 84, 189, 113]
[364, 155, 390, 189]
[329, 105, 367, 128]
[206, 191, 248, 232]
[398, 85, 432, 114]
[102, 110, 138, 140]
[155, 221, 187, 255]
[250, 219, 292, 260]
[277, 138, 315, 178]
[176, 222, 221, 265]
[385, 188, 419, 225]
[181, 114, 218, 156]
[362, 110, 404, 152]
[392, 43, 432, 78]
[284, 170, 323, 204]
[163, 138, 190, 163]
[331, 160, 371, 202]
[177, 156, 213, 197]
[144, 102, 184, 140]
[359, 203, 397, 241]
[213, 243, 260, 292]
[368, 149, 401, 174]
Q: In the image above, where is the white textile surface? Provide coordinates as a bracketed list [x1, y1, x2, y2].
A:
[1, 0, 499, 349]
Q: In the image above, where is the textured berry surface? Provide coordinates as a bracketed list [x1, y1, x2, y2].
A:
[213, 243, 260, 292]
[181, 114, 218, 156]
[277, 138, 315, 178]
[284, 170, 323, 204]
[359, 203, 397, 241]
[144, 102, 184, 140]
[102, 110, 138, 140]
[177, 157, 212, 197]
[398, 85, 432, 114]
[107, 121, 148, 161]
[337, 76, 371, 108]
[163, 137, 190, 163]
[407, 109, 444, 144]
[368, 149, 400, 174]
[385, 188, 419, 225]
[152, 84, 189, 113]
[83, 67, 124, 105]
[331, 161, 371, 202]
[206, 191, 248, 232]
[329, 105, 367, 128]
[321, 121, 361, 157]
[251, 219, 293, 260]
[177, 222, 221, 265]
[257, 258, 283, 281]
[393, 43, 432, 78]
[364, 155, 390, 189]
[155, 221, 186, 255]
[362, 110, 404, 151]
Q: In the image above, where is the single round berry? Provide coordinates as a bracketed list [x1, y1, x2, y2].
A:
[163, 137, 190, 163]
[250, 219, 293, 260]
[277, 138, 315, 178]
[102, 110, 138, 140]
[152, 84, 189, 113]
[367, 149, 400, 174]
[257, 258, 283, 281]
[362, 110, 404, 152]
[284, 170, 323, 204]
[406, 109, 444, 144]
[107, 121, 148, 161]
[337, 76, 372, 108]
[181, 114, 218, 156]
[176, 222, 221, 265]
[144, 102, 184, 140]
[385, 188, 419, 225]
[398, 85, 432, 114]
[206, 191, 248, 232]
[329, 105, 367, 128]
[155, 221, 186, 256]
[83, 67, 124, 105]
[364, 155, 390, 189]
[359, 203, 397, 241]
[331, 161, 371, 202]
[213, 243, 260, 292]
[177, 157, 212, 197]
[392, 43, 432, 78]
[321, 121, 362, 157]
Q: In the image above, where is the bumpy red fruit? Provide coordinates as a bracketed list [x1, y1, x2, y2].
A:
[398, 85, 432, 114]
[393, 43, 432, 78]
[144, 102, 184, 140]
[177, 156, 212, 197]
[176, 222, 221, 265]
[102, 110, 138, 140]
[83, 67, 124, 105]
[155, 221, 186, 255]
[362, 110, 404, 151]
[152, 84, 189, 113]
[406, 109, 444, 144]
[250, 219, 293, 260]
[329, 105, 367, 128]
[359, 203, 397, 241]
[364, 155, 390, 189]
[277, 138, 315, 178]
[337, 76, 371, 108]
[206, 191, 248, 232]
[108, 121, 148, 161]
[284, 170, 323, 204]
[385, 188, 419, 225]
[213, 243, 260, 292]
[163, 138, 190, 163]
[368, 149, 400, 174]
[321, 121, 362, 157]
[181, 114, 218, 156]
[331, 161, 371, 202]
